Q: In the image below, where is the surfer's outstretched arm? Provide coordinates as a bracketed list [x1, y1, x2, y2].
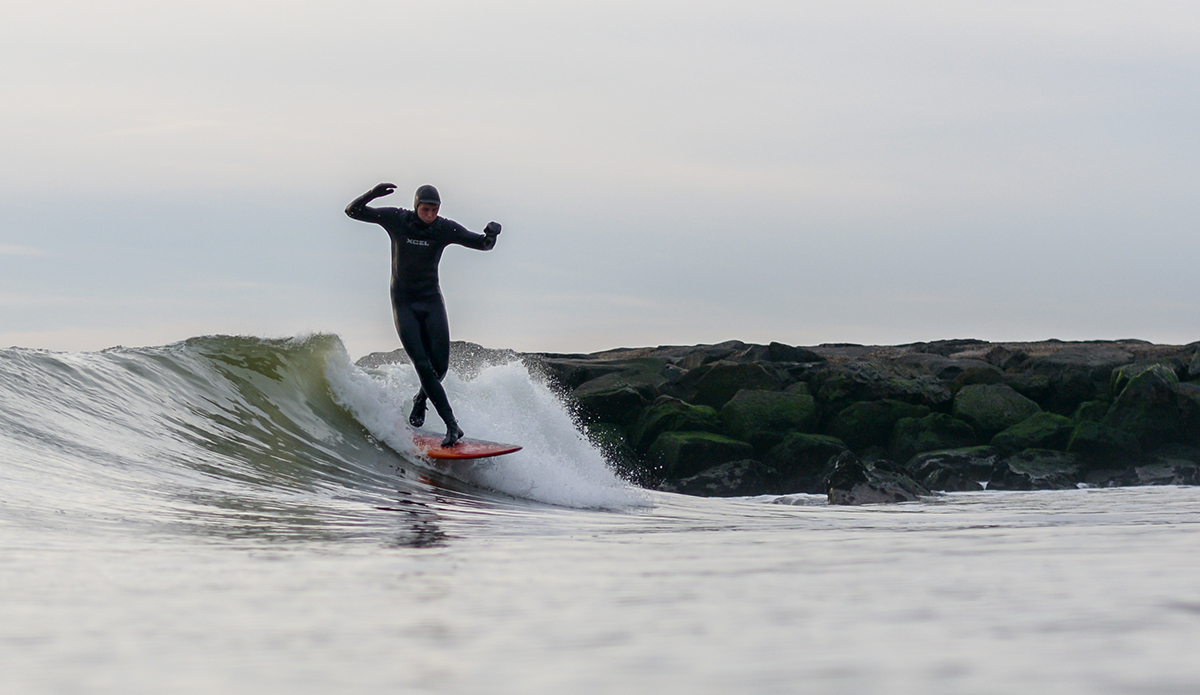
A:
[345, 183, 396, 222]
[449, 220, 502, 251]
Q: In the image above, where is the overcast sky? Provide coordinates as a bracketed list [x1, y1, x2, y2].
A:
[2, 0, 1198, 357]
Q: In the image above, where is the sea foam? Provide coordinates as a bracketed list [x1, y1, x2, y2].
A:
[324, 347, 649, 510]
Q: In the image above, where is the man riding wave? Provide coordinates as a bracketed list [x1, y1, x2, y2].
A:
[346, 183, 501, 447]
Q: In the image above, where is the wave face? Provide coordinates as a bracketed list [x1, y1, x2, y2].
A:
[0, 334, 644, 537]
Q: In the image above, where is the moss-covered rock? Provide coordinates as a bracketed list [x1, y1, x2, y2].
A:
[953, 384, 1041, 438]
[1175, 382, 1200, 445]
[673, 361, 783, 408]
[1066, 420, 1140, 464]
[719, 389, 817, 453]
[1102, 363, 1183, 449]
[990, 412, 1075, 454]
[810, 362, 952, 416]
[950, 365, 1005, 394]
[628, 396, 722, 453]
[572, 382, 651, 428]
[647, 431, 754, 479]
[988, 449, 1082, 490]
[905, 446, 998, 492]
[1001, 372, 1053, 408]
[765, 433, 848, 494]
[1018, 346, 1134, 415]
[827, 399, 930, 451]
[1111, 361, 1179, 394]
[890, 413, 977, 463]
[1071, 400, 1110, 423]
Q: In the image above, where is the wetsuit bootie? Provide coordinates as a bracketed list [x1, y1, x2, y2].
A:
[408, 393, 427, 428]
[441, 421, 464, 447]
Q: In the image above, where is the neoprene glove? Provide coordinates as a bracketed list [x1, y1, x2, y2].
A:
[484, 221, 502, 235]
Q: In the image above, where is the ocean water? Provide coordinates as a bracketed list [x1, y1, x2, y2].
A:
[2, 335, 1199, 695]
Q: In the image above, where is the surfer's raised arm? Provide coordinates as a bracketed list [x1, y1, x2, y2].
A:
[344, 183, 396, 222]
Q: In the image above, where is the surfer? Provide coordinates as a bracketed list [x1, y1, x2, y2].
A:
[345, 183, 501, 447]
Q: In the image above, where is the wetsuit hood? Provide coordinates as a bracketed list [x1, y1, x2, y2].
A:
[414, 185, 440, 208]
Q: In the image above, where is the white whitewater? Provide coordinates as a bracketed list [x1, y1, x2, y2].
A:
[324, 346, 648, 510]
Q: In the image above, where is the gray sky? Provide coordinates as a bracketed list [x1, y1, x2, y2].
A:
[2, 0, 1198, 357]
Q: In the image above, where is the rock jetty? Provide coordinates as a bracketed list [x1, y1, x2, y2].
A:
[357, 338, 1200, 504]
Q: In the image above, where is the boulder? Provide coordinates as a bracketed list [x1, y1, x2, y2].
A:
[767, 342, 826, 363]
[895, 354, 997, 382]
[1171, 381, 1200, 445]
[673, 360, 784, 408]
[827, 399, 931, 451]
[570, 361, 669, 426]
[1111, 361, 1180, 394]
[1190, 350, 1200, 380]
[658, 459, 779, 497]
[1071, 400, 1110, 423]
[1019, 345, 1134, 414]
[647, 431, 754, 479]
[732, 344, 773, 363]
[660, 363, 687, 384]
[765, 433, 849, 494]
[1131, 461, 1200, 486]
[983, 345, 1028, 370]
[950, 365, 1006, 393]
[905, 446, 998, 492]
[810, 362, 952, 416]
[670, 341, 748, 370]
[1102, 363, 1184, 448]
[953, 384, 1042, 438]
[719, 389, 818, 453]
[537, 357, 630, 391]
[1000, 372, 1053, 408]
[628, 396, 722, 453]
[988, 449, 1082, 490]
[1140, 443, 1200, 484]
[1066, 420, 1141, 464]
[1149, 443, 1200, 465]
[572, 381, 651, 427]
[1082, 445, 1199, 486]
[890, 413, 978, 463]
[1084, 468, 1140, 488]
[827, 452, 930, 505]
[990, 412, 1076, 454]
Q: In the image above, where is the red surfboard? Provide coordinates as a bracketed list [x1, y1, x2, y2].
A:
[411, 429, 522, 460]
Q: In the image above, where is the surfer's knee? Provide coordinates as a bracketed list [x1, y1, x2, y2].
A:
[411, 354, 437, 378]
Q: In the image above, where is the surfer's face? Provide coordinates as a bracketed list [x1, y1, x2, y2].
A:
[416, 203, 439, 224]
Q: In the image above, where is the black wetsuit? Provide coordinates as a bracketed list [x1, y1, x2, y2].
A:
[345, 199, 495, 431]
